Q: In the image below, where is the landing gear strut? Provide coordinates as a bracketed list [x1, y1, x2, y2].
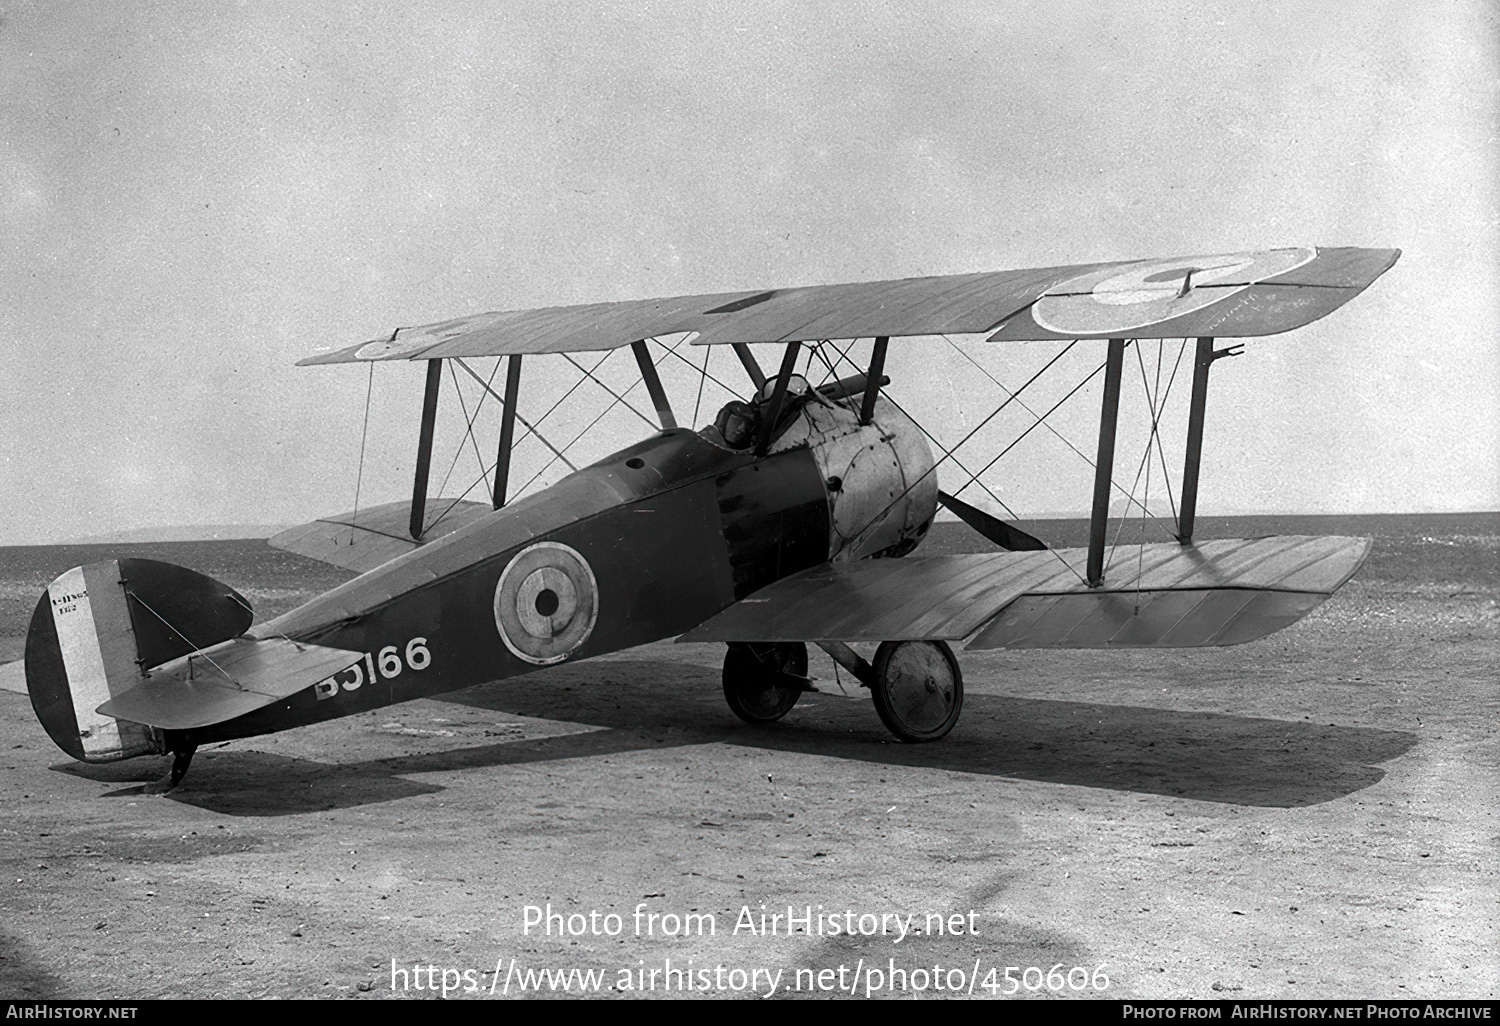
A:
[722, 642, 809, 723]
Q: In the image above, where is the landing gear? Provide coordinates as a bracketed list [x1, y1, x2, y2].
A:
[169, 746, 197, 787]
[144, 744, 196, 794]
[722, 642, 809, 723]
[870, 640, 963, 742]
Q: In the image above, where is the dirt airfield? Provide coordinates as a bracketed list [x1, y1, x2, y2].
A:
[1, 515, 1495, 1000]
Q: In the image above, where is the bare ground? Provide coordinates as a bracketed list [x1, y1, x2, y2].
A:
[1, 517, 1495, 1000]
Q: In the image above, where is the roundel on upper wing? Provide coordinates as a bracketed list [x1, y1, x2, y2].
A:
[354, 313, 507, 361]
[493, 542, 599, 665]
[1031, 247, 1317, 335]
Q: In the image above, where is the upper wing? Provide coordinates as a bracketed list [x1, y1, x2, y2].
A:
[299, 247, 1399, 365]
[677, 535, 1371, 649]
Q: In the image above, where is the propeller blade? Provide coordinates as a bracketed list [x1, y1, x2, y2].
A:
[937, 491, 1047, 552]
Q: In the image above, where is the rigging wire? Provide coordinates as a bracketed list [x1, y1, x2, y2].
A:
[1136, 341, 1161, 597]
[440, 351, 598, 505]
[840, 341, 1083, 556]
[1149, 338, 1190, 527]
[347, 361, 376, 546]
[1107, 346, 1161, 568]
[424, 356, 595, 534]
[560, 352, 659, 430]
[955, 351, 1099, 486]
[128, 593, 238, 686]
[818, 341, 1023, 523]
[452, 359, 578, 471]
[523, 349, 619, 444]
[656, 336, 749, 401]
[1106, 338, 1190, 570]
[434, 355, 501, 500]
[942, 334, 1175, 523]
[512, 376, 641, 496]
[691, 342, 711, 428]
[815, 341, 1088, 584]
[442, 359, 494, 498]
[810, 343, 1024, 520]
[499, 334, 693, 502]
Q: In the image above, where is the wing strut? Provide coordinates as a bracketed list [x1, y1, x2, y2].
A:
[631, 340, 677, 430]
[1177, 336, 1240, 543]
[1086, 339, 1126, 586]
[755, 342, 802, 456]
[860, 336, 889, 424]
[732, 343, 766, 390]
[492, 355, 523, 509]
[409, 358, 444, 540]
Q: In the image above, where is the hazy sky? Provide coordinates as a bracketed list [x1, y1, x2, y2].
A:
[2, 0, 1495, 543]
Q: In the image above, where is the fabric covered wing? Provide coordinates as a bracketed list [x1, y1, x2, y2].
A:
[986, 248, 1399, 342]
[269, 499, 495, 574]
[967, 535, 1371, 648]
[678, 535, 1371, 649]
[678, 551, 1061, 643]
[299, 247, 1398, 364]
[97, 637, 362, 730]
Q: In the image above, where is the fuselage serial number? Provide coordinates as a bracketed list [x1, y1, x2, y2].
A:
[314, 637, 431, 700]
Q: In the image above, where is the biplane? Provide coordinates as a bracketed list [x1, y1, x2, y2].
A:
[25, 245, 1399, 787]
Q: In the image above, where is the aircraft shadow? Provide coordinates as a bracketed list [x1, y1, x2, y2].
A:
[161, 659, 1416, 816]
[0, 934, 68, 999]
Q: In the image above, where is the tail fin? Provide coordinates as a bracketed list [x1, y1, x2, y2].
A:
[25, 559, 253, 762]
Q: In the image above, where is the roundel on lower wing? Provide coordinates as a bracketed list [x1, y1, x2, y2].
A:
[493, 542, 599, 665]
[1031, 247, 1317, 335]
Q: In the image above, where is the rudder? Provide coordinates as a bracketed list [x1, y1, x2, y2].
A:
[25, 559, 253, 762]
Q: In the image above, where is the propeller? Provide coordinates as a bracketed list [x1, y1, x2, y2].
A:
[936, 491, 1047, 552]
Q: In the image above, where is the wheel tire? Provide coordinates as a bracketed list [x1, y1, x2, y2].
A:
[870, 640, 963, 742]
[722, 642, 807, 724]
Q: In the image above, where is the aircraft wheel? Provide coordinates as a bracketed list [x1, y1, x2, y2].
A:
[722, 642, 807, 723]
[870, 640, 963, 742]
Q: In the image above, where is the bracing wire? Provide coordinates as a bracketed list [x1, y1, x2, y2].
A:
[942, 335, 1165, 522]
[812, 345, 1024, 523]
[1150, 339, 1190, 528]
[444, 359, 493, 497]
[493, 334, 695, 503]
[1106, 338, 1191, 570]
[656, 338, 748, 401]
[435, 356, 501, 500]
[423, 358, 589, 533]
[691, 343, 710, 428]
[839, 341, 1083, 556]
[452, 359, 577, 470]
[560, 352, 659, 430]
[348, 361, 376, 545]
[128, 593, 239, 685]
[815, 341, 1088, 584]
[1137, 341, 1159, 595]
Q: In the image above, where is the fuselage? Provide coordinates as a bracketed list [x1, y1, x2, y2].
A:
[175, 395, 937, 749]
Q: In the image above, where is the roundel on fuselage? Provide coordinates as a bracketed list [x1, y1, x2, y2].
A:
[493, 542, 599, 666]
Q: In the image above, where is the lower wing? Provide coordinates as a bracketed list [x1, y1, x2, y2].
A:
[678, 535, 1370, 649]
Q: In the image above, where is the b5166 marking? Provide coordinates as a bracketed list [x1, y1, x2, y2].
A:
[314, 637, 431, 700]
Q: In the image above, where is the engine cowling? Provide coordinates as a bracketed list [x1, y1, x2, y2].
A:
[771, 394, 937, 561]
